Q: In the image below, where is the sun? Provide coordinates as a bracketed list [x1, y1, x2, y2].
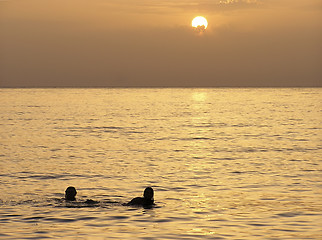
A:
[192, 16, 208, 32]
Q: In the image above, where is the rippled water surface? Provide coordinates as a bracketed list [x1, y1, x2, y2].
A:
[0, 88, 321, 239]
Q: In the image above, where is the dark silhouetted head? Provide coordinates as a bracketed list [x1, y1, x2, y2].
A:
[65, 186, 77, 201]
[143, 187, 154, 200]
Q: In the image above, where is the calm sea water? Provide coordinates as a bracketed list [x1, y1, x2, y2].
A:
[0, 88, 321, 240]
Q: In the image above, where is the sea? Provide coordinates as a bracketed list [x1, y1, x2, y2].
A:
[0, 88, 321, 240]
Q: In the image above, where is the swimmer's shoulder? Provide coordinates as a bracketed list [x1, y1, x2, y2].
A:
[126, 197, 143, 206]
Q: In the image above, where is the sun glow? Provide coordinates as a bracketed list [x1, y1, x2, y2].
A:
[192, 16, 208, 31]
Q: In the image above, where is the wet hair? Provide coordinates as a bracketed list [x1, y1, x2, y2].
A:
[65, 186, 77, 201]
[143, 187, 154, 200]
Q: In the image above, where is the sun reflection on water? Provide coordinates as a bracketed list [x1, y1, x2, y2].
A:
[0, 88, 321, 240]
[192, 92, 208, 102]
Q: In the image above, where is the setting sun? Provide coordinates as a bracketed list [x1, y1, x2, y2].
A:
[192, 16, 208, 31]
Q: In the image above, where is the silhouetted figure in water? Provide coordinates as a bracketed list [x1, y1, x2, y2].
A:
[125, 187, 154, 207]
[65, 186, 77, 201]
[64, 186, 100, 205]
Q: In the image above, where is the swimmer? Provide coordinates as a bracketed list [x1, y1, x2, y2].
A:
[125, 187, 154, 207]
[65, 186, 77, 201]
[64, 187, 100, 205]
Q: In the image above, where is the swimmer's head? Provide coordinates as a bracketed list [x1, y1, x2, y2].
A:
[143, 187, 154, 200]
[65, 186, 77, 201]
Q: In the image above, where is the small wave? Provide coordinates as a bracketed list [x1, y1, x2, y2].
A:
[15, 173, 103, 181]
[0, 214, 22, 217]
[230, 171, 244, 174]
[22, 216, 45, 222]
[77, 216, 98, 221]
[248, 223, 271, 227]
[44, 217, 77, 222]
[17, 174, 66, 180]
[276, 211, 303, 218]
[260, 198, 276, 201]
[110, 215, 129, 220]
[179, 137, 214, 141]
[271, 228, 301, 232]
[154, 218, 172, 223]
[212, 157, 236, 161]
[27, 105, 43, 108]
[168, 187, 188, 192]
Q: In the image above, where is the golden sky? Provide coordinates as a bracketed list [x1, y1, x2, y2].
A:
[0, 0, 321, 87]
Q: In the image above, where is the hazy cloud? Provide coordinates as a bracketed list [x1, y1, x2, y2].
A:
[96, 0, 264, 15]
[143, 0, 263, 13]
[219, 0, 258, 3]
[218, 0, 260, 7]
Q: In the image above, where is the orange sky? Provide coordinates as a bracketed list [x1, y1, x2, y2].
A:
[0, 0, 321, 87]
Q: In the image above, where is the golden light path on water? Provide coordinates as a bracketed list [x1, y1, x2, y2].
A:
[0, 88, 321, 239]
